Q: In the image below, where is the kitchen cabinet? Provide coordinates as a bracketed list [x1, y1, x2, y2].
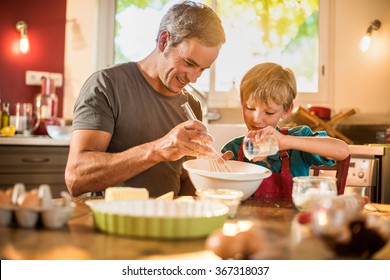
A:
[0, 137, 69, 198]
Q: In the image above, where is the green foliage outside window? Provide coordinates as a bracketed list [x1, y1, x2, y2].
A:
[114, 0, 319, 93]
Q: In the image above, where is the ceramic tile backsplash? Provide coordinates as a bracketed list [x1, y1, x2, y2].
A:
[336, 124, 389, 145]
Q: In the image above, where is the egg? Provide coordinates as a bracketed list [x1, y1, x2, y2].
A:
[238, 227, 263, 257]
[0, 188, 13, 206]
[205, 229, 245, 259]
[205, 224, 262, 259]
[17, 189, 40, 208]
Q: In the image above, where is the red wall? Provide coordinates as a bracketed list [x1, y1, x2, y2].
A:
[0, 0, 66, 117]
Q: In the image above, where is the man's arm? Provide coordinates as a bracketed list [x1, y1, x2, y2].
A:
[65, 120, 214, 197]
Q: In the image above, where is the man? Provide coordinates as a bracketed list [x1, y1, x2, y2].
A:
[65, 1, 226, 197]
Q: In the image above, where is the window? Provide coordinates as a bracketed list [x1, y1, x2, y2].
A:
[97, 0, 330, 107]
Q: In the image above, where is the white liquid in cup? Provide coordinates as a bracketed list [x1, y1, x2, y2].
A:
[292, 176, 338, 211]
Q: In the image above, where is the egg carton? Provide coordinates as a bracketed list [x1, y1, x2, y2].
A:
[0, 183, 74, 229]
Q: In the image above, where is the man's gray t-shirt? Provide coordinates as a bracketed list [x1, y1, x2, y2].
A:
[72, 62, 202, 196]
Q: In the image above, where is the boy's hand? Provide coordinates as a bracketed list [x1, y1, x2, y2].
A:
[221, 150, 234, 161]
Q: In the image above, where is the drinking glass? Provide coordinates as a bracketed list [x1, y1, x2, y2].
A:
[242, 135, 279, 160]
[292, 176, 338, 211]
[196, 189, 244, 219]
[14, 103, 39, 135]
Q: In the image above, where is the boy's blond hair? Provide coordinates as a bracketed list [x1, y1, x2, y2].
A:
[240, 62, 297, 112]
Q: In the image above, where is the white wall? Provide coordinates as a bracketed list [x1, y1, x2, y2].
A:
[332, 0, 390, 118]
[64, 0, 98, 120]
[64, 0, 390, 122]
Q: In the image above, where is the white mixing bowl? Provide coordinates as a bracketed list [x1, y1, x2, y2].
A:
[46, 125, 72, 140]
[183, 158, 272, 200]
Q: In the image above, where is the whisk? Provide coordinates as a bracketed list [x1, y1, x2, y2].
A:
[181, 102, 231, 173]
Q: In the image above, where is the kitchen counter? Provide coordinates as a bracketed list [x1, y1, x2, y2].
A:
[0, 196, 389, 260]
[349, 144, 388, 156]
[2, 134, 386, 152]
[0, 135, 69, 146]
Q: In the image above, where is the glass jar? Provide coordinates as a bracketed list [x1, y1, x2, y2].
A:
[242, 135, 279, 160]
[292, 176, 338, 211]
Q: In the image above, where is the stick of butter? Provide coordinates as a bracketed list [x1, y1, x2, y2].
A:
[175, 196, 195, 202]
[105, 187, 149, 201]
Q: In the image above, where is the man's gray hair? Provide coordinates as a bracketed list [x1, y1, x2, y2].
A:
[157, 1, 226, 47]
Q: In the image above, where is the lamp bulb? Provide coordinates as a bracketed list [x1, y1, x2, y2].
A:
[359, 34, 371, 52]
[19, 37, 30, 54]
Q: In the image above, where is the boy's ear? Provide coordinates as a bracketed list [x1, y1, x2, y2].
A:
[281, 103, 294, 119]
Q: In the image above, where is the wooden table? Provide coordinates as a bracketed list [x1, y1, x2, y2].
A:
[0, 197, 389, 260]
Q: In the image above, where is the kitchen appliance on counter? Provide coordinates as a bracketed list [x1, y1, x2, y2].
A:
[310, 144, 389, 203]
[343, 156, 378, 200]
[347, 145, 390, 203]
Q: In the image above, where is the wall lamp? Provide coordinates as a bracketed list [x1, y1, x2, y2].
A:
[16, 21, 30, 54]
[359, 19, 381, 52]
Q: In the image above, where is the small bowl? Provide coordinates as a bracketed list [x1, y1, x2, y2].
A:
[292, 176, 338, 211]
[183, 159, 272, 200]
[307, 105, 331, 119]
[196, 189, 244, 218]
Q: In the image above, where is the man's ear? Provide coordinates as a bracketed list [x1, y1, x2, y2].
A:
[158, 30, 169, 51]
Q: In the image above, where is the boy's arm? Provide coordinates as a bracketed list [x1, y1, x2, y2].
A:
[279, 135, 350, 161]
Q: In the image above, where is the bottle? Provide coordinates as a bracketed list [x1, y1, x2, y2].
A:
[1, 102, 10, 129]
[36, 77, 58, 119]
[33, 77, 60, 135]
